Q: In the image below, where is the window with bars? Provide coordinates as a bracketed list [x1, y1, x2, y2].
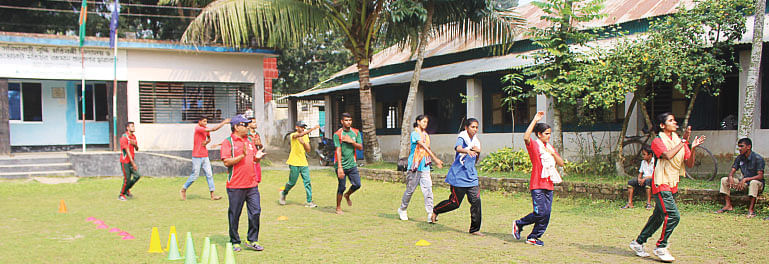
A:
[139, 82, 253, 124]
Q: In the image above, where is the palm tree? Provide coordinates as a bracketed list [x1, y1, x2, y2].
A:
[182, 0, 396, 162]
[389, 1, 524, 160]
[739, 0, 764, 140]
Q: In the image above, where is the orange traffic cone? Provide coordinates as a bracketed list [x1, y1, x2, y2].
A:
[58, 200, 67, 213]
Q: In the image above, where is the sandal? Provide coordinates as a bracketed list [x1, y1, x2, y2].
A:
[747, 212, 757, 218]
[645, 203, 653, 209]
[621, 204, 633, 209]
[714, 208, 733, 214]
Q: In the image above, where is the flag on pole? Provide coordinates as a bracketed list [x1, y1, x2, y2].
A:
[109, 1, 119, 48]
[78, 0, 88, 47]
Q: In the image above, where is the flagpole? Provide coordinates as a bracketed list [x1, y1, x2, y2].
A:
[81, 46, 86, 153]
[113, 33, 118, 151]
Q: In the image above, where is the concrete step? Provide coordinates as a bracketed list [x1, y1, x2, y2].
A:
[0, 170, 76, 179]
[0, 163, 73, 173]
[0, 157, 70, 166]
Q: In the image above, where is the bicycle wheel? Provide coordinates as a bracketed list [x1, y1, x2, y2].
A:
[685, 146, 718, 181]
[621, 140, 645, 176]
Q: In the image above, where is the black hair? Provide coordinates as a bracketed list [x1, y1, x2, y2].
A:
[341, 112, 352, 119]
[533, 123, 551, 137]
[738, 138, 752, 147]
[462, 117, 479, 130]
[413, 114, 428, 128]
[653, 112, 674, 134]
[641, 144, 653, 155]
[198, 115, 208, 122]
[124, 121, 134, 130]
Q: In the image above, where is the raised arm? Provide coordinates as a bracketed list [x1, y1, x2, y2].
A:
[524, 111, 545, 145]
[206, 118, 231, 132]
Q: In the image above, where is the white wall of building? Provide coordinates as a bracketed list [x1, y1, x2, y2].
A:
[125, 49, 265, 150]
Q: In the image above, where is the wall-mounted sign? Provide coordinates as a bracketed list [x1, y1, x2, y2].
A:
[51, 87, 65, 98]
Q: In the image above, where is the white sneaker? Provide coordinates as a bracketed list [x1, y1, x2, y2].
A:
[653, 247, 675, 262]
[279, 191, 286, 205]
[304, 202, 317, 208]
[397, 207, 408, 221]
[427, 213, 433, 223]
[628, 240, 649, 257]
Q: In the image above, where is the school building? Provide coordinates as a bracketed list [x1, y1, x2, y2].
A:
[0, 31, 277, 155]
[287, 0, 769, 161]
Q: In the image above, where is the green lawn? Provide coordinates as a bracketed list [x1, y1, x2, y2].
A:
[0, 169, 766, 263]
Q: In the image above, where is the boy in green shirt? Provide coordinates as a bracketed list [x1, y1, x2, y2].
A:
[280, 121, 320, 207]
[334, 113, 363, 215]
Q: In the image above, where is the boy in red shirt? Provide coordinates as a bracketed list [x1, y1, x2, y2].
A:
[118, 122, 140, 201]
[181, 116, 230, 201]
[221, 115, 266, 252]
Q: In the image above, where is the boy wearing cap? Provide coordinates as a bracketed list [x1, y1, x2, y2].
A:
[280, 121, 320, 207]
[181, 116, 230, 201]
[221, 115, 266, 252]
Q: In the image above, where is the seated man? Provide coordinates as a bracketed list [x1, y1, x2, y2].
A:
[716, 138, 765, 217]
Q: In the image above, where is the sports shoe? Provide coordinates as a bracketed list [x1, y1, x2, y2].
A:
[304, 202, 318, 208]
[118, 195, 128, 201]
[279, 191, 286, 205]
[512, 221, 522, 240]
[244, 241, 264, 251]
[629, 240, 650, 257]
[427, 213, 434, 223]
[653, 247, 675, 262]
[525, 238, 544, 246]
[232, 244, 242, 252]
[397, 207, 408, 221]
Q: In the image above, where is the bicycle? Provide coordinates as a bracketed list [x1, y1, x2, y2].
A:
[621, 129, 717, 181]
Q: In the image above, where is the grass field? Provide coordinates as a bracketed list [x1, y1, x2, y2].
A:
[1, 169, 767, 263]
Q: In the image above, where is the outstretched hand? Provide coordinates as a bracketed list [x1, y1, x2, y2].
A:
[533, 111, 545, 122]
[691, 135, 706, 148]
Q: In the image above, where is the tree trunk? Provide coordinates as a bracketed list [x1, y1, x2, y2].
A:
[615, 95, 638, 175]
[511, 105, 515, 147]
[739, 0, 765, 140]
[356, 60, 382, 162]
[682, 87, 699, 130]
[397, 1, 434, 160]
[637, 89, 653, 131]
[552, 104, 564, 154]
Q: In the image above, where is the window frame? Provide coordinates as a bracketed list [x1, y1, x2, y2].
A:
[76, 83, 109, 122]
[8, 82, 44, 123]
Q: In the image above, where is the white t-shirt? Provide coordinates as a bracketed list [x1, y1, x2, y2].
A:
[638, 158, 655, 177]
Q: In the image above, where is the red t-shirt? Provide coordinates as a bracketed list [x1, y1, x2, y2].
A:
[526, 139, 555, 191]
[650, 135, 691, 194]
[120, 133, 137, 164]
[220, 134, 259, 189]
[192, 126, 210, 158]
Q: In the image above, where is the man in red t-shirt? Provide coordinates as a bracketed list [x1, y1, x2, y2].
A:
[181, 116, 230, 201]
[221, 114, 266, 252]
[118, 122, 140, 201]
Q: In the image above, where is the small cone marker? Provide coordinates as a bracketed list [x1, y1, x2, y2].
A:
[96, 224, 109, 229]
[109, 228, 121, 233]
[277, 216, 287, 221]
[122, 234, 135, 240]
[166, 226, 179, 252]
[167, 233, 184, 260]
[415, 239, 431, 246]
[208, 244, 219, 264]
[147, 227, 164, 253]
[118, 231, 130, 236]
[86, 217, 96, 222]
[58, 200, 67, 213]
[200, 237, 211, 264]
[183, 232, 197, 264]
[224, 243, 236, 264]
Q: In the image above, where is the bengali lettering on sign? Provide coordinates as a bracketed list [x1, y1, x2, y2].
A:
[0, 44, 116, 79]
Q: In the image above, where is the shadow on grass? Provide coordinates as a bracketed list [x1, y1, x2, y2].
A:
[485, 232, 516, 243]
[210, 234, 231, 246]
[571, 242, 661, 262]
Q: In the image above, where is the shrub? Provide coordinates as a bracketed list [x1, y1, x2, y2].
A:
[563, 155, 615, 175]
[478, 147, 531, 173]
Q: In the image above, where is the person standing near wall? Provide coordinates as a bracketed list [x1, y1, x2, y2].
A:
[512, 111, 565, 246]
[431, 118, 483, 236]
[397, 115, 443, 222]
[628, 112, 706, 262]
[181, 116, 230, 201]
[118, 122, 140, 201]
[221, 115, 266, 252]
[334, 113, 363, 215]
